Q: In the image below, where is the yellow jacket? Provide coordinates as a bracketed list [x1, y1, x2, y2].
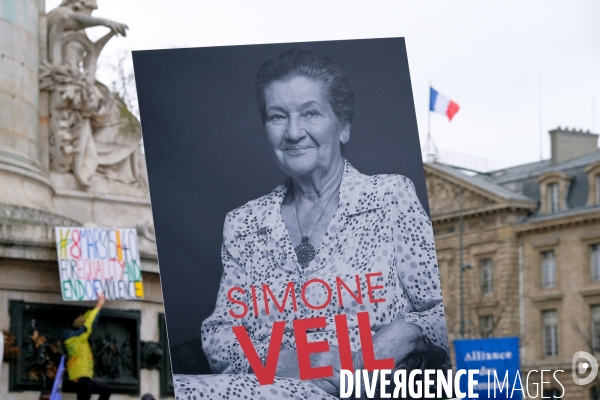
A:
[63, 307, 100, 380]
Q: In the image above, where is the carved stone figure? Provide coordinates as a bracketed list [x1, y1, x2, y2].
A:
[40, 0, 147, 187]
[22, 320, 63, 383]
[140, 341, 163, 370]
[426, 175, 495, 216]
[92, 333, 126, 379]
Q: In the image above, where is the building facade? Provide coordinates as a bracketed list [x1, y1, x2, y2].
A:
[429, 127, 600, 399]
[0, 1, 173, 399]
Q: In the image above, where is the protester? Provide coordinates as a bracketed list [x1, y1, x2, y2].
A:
[63, 293, 111, 400]
[141, 394, 156, 400]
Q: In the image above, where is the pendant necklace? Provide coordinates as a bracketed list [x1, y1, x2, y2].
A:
[293, 189, 338, 271]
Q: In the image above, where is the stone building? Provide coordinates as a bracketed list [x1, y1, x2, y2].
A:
[0, 1, 173, 399]
[428, 127, 600, 399]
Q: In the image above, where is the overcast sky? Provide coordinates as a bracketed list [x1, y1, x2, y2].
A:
[46, 0, 600, 170]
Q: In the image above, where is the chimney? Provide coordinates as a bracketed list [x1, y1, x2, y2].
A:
[549, 127, 599, 165]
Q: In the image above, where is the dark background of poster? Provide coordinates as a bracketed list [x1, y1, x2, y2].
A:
[133, 38, 428, 374]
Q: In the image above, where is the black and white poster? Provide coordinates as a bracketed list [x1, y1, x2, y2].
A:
[133, 38, 451, 399]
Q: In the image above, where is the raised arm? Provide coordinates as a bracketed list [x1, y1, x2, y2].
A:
[80, 293, 104, 339]
[63, 13, 128, 36]
[47, 6, 128, 66]
[95, 292, 106, 311]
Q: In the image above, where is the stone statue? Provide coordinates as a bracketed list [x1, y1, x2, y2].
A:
[40, 0, 147, 188]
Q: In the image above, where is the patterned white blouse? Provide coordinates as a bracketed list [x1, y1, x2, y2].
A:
[201, 160, 449, 375]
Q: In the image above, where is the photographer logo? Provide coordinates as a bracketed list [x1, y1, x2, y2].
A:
[572, 351, 599, 385]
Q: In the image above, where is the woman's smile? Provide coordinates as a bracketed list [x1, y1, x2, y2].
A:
[284, 146, 313, 155]
[264, 76, 349, 179]
[199, 48, 449, 397]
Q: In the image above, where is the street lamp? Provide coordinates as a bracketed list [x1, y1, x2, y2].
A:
[460, 264, 472, 338]
[457, 186, 472, 338]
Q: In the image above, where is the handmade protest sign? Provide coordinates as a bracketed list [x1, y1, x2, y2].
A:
[55, 227, 144, 301]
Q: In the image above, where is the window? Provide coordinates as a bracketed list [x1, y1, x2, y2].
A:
[592, 306, 600, 352]
[541, 250, 556, 288]
[592, 244, 600, 281]
[547, 182, 559, 213]
[543, 310, 558, 357]
[480, 315, 494, 338]
[480, 258, 493, 294]
[596, 175, 600, 205]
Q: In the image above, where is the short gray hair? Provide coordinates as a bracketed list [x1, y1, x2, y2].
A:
[255, 49, 354, 127]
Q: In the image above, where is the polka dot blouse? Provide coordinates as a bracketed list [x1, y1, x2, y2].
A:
[201, 160, 449, 375]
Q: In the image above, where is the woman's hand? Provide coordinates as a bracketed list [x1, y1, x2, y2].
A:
[96, 293, 106, 309]
[309, 345, 342, 395]
[374, 318, 426, 365]
[354, 318, 426, 370]
[275, 349, 300, 378]
[352, 348, 364, 371]
[275, 346, 342, 395]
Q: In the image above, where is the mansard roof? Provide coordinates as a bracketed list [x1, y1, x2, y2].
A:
[427, 149, 600, 220]
[424, 163, 537, 221]
[427, 163, 532, 202]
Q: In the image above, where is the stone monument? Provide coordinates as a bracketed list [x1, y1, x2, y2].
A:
[0, 0, 170, 398]
[39, 0, 153, 230]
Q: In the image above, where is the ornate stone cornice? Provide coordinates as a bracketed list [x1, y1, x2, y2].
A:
[515, 207, 600, 234]
[425, 164, 537, 221]
[425, 165, 503, 204]
[0, 204, 158, 270]
[431, 202, 536, 225]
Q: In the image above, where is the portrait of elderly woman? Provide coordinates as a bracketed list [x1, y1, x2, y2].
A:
[176, 49, 451, 399]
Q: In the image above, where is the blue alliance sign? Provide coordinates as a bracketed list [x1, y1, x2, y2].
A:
[454, 337, 521, 399]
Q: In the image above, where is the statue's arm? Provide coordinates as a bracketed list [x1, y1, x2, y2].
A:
[63, 13, 128, 36]
[95, 31, 116, 54]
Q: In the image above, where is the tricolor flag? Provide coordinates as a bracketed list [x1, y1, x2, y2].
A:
[430, 87, 460, 121]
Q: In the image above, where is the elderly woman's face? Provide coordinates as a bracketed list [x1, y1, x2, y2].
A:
[264, 76, 349, 178]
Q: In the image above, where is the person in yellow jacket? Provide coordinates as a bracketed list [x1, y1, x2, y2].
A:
[63, 293, 111, 400]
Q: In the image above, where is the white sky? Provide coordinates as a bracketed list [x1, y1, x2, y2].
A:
[46, 0, 600, 170]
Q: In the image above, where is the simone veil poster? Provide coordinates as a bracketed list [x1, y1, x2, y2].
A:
[133, 38, 452, 400]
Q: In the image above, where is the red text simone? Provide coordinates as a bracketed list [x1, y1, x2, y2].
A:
[226, 273, 396, 385]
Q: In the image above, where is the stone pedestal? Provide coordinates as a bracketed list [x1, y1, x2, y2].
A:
[50, 171, 153, 229]
[0, 0, 53, 211]
[0, 1, 171, 399]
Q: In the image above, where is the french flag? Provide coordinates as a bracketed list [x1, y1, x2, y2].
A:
[430, 87, 460, 121]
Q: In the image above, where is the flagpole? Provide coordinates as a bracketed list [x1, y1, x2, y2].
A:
[593, 97, 596, 132]
[427, 80, 432, 162]
[538, 74, 543, 161]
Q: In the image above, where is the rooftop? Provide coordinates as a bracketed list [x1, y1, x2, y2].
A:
[429, 129, 600, 220]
